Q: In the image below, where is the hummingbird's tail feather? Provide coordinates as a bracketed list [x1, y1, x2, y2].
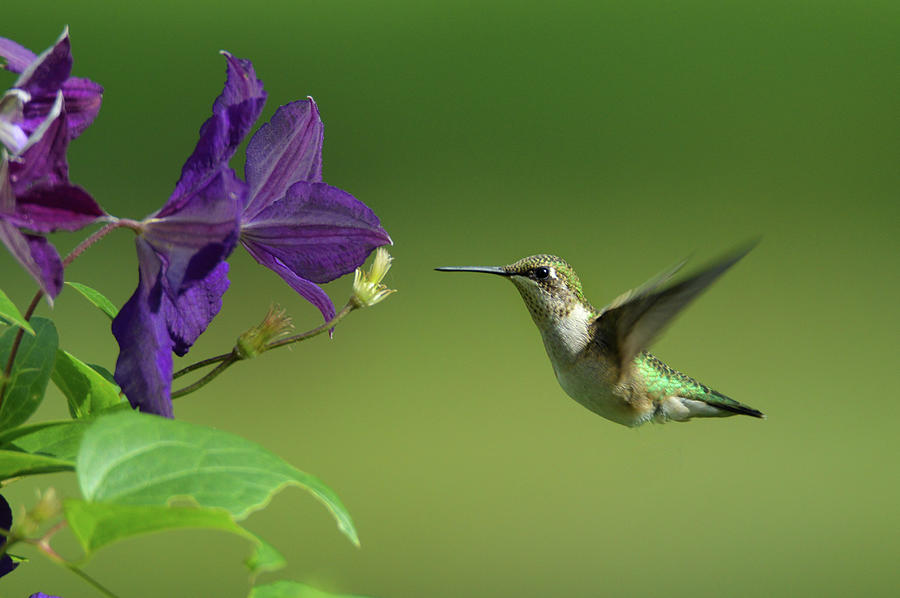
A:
[699, 389, 765, 419]
[637, 352, 765, 422]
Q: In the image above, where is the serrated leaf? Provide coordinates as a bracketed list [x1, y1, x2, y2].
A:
[250, 581, 376, 598]
[0, 288, 34, 335]
[52, 349, 125, 418]
[0, 449, 73, 479]
[76, 411, 359, 546]
[0, 419, 90, 462]
[0, 317, 58, 429]
[64, 282, 119, 320]
[64, 500, 285, 576]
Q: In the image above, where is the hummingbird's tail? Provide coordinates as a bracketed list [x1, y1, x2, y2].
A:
[701, 389, 765, 419]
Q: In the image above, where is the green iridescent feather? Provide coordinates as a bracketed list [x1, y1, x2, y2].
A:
[635, 352, 763, 418]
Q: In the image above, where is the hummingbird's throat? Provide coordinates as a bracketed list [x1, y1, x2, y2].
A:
[509, 281, 594, 362]
[536, 301, 594, 364]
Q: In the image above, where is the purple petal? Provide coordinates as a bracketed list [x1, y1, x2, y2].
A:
[10, 183, 105, 232]
[112, 240, 174, 417]
[0, 164, 63, 296]
[160, 53, 265, 216]
[0, 220, 63, 299]
[142, 170, 242, 295]
[243, 240, 336, 322]
[0, 494, 11, 535]
[14, 29, 72, 103]
[22, 76, 103, 141]
[1, 96, 106, 232]
[0, 554, 16, 578]
[10, 94, 69, 189]
[244, 98, 323, 219]
[241, 181, 391, 283]
[0, 494, 16, 578]
[0, 37, 36, 73]
[215, 52, 266, 115]
[1, 31, 102, 141]
[165, 261, 230, 356]
[59, 76, 103, 139]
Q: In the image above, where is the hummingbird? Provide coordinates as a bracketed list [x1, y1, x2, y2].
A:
[436, 244, 763, 427]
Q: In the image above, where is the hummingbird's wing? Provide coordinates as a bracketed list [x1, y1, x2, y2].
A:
[603, 258, 687, 312]
[592, 242, 757, 381]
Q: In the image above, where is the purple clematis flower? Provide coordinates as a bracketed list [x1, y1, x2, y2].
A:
[111, 52, 265, 417]
[112, 53, 390, 418]
[0, 96, 105, 299]
[239, 98, 392, 322]
[0, 28, 103, 142]
[0, 30, 105, 300]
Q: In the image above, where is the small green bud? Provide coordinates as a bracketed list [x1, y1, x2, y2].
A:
[235, 305, 294, 359]
[16, 487, 61, 536]
[29, 487, 60, 524]
[351, 247, 396, 308]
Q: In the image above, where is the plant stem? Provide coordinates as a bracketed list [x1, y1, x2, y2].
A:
[7, 521, 125, 598]
[172, 352, 233, 380]
[0, 290, 43, 403]
[62, 563, 125, 598]
[170, 302, 358, 399]
[171, 353, 237, 399]
[61, 221, 122, 267]
[267, 302, 356, 350]
[29, 537, 124, 598]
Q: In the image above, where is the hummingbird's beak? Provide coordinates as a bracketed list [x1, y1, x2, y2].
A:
[434, 265, 509, 276]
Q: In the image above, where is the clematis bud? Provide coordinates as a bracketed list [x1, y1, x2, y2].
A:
[21, 487, 61, 532]
[351, 247, 396, 308]
[235, 304, 294, 359]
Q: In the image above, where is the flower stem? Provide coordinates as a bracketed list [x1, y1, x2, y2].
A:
[26, 535, 124, 598]
[171, 353, 238, 399]
[61, 220, 122, 267]
[170, 302, 358, 399]
[61, 564, 124, 598]
[267, 302, 356, 349]
[4, 520, 125, 598]
[0, 221, 124, 406]
[171, 352, 232, 379]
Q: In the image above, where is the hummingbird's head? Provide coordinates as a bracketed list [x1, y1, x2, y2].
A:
[436, 254, 594, 327]
[502, 254, 592, 325]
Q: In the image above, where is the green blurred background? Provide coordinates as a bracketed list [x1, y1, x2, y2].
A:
[2, 1, 898, 596]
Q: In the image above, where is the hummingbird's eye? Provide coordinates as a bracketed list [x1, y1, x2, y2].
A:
[533, 267, 550, 280]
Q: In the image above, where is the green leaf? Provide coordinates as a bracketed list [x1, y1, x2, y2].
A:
[0, 317, 58, 429]
[52, 349, 125, 418]
[64, 500, 285, 576]
[0, 448, 73, 479]
[0, 419, 91, 461]
[87, 363, 117, 385]
[0, 288, 34, 335]
[64, 282, 119, 320]
[77, 411, 359, 546]
[250, 581, 376, 598]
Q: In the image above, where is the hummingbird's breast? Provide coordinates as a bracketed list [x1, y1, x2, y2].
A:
[552, 355, 652, 427]
[536, 304, 654, 427]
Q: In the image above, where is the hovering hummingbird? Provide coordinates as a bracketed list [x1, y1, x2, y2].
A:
[436, 244, 763, 427]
